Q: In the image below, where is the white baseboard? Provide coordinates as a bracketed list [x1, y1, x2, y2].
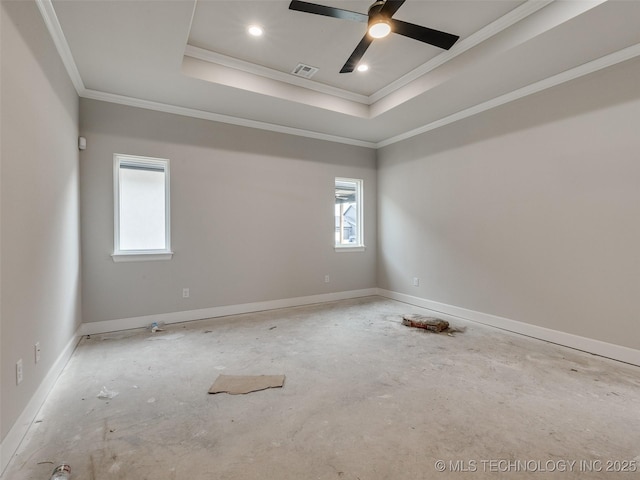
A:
[80, 288, 379, 335]
[5, 287, 635, 479]
[0, 330, 83, 477]
[2, 289, 377, 476]
[377, 289, 640, 367]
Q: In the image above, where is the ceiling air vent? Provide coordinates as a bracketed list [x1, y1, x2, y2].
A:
[291, 63, 319, 79]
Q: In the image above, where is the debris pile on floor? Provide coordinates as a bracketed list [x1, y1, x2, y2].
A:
[96, 386, 118, 400]
[402, 314, 449, 332]
[400, 314, 467, 336]
[150, 321, 164, 333]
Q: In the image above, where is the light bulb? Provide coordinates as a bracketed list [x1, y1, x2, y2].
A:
[368, 20, 391, 39]
[247, 25, 263, 37]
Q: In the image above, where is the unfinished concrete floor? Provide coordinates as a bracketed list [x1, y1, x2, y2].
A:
[6, 297, 640, 479]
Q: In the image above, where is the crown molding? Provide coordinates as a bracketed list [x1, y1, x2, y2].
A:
[369, 0, 555, 104]
[35, 0, 84, 94]
[376, 42, 640, 148]
[36, 0, 639, 150]
[80, 89, 377, 148]
[185, 0, 554, 108]
[184, 45, 370, 105]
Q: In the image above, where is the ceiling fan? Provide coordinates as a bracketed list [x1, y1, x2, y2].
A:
[289, 0, 460, 73]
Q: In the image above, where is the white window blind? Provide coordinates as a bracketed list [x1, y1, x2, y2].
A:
[113, 154, 172, 261]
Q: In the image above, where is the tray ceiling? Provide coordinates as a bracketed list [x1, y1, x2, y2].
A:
[45, 0, 640, 146]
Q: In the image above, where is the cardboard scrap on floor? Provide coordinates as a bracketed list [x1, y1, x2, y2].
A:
[402, 314, 449, 332]
[208, 374, 285, 395]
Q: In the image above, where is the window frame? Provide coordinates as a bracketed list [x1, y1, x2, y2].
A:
[112, 153, 173, 262]
[334, 177, 365, 252]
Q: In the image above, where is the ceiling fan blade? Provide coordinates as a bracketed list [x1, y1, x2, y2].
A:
[380, 0, 406, 18]
[340, 35, 374, 73]
[391, 19, 459, 50]
[288, 1, 368, 23]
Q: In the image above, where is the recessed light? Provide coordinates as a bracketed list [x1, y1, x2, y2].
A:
[247, 25, 263, 37]
[357, 64, 369, 72]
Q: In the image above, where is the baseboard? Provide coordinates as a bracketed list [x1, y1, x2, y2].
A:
[6, 287, 635, 479]
[0, 288, 375, 474]
[80, 288, 379, 335]
[377, 289, 640, 367]
[0, 330, 83, 477]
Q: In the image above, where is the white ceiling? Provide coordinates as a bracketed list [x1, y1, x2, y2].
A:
[188, 0, 523, 96]
[43, 0, 640, 147]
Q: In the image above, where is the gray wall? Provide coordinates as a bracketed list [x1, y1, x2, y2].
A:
[1, 0, 81, 441]
[377, 57, 640, 350]
[80, 99, 377, 324]
[2, 0, 638, 458]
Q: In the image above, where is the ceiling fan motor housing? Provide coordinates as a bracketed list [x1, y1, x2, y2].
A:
[368, 1, 386, 17]
[288, 0, 460, 73]
[368, 1, 392, 38]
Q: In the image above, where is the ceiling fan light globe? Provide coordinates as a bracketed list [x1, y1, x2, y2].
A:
[368, 20, 391, 39]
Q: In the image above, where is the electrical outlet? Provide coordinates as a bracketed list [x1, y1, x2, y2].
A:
[182, 288, 190, 298]
[412, 277, 420, 287]
[35, 342, 41, 364]
[324, 275, 330, 283]
[16, 359, 23, 385]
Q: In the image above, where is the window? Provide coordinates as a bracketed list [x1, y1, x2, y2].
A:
[335, 177, 364, 251]
[113, 154, 172, 262]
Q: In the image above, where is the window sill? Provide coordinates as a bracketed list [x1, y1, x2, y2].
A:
[334, 245, 366, 253]
[112, 251, 174, 262]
